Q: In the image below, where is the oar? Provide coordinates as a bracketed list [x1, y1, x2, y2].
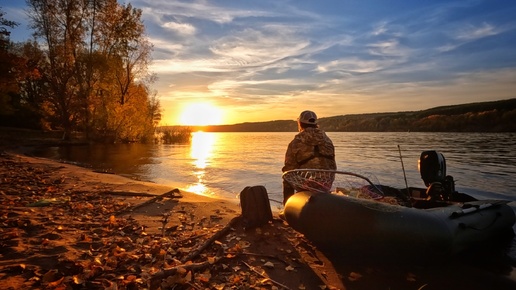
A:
[449, 200, 510, 218]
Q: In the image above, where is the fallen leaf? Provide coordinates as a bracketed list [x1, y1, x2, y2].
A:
[72, 275, 84, 285]
[232, 275, 241, 283]
[42, 269, 59, 283]
[238, 240, 251, 248]
[407, 272, 417, 282]
[348, 272, 362, 282]
[47, 276, 64, 287]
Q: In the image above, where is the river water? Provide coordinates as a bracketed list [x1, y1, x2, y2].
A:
[31, 132, 516, 208]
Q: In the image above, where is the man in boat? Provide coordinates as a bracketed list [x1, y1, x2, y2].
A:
[282, 110, 337, 205]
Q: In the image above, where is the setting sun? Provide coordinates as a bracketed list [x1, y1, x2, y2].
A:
[179, 103, 223, 126]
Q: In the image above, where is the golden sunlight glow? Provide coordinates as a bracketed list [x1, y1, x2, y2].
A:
[190, 132, 216, 169]
[179, 102, 223, 126]
[185, 182, 209, 196]
[186, 132, 217, 196]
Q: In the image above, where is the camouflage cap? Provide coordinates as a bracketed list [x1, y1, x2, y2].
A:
[298, 110, 317, 124]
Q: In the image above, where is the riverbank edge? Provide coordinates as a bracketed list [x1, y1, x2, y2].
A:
[1, 149, 353, 289]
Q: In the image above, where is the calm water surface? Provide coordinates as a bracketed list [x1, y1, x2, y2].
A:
[32, 132, 516, 208]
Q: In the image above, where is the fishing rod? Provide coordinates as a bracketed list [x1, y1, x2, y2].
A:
[398, 145, 410, 196]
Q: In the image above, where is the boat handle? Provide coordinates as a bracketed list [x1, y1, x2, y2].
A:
[458, 212, 502, 231]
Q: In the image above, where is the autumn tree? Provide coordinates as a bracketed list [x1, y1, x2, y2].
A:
[17, 41, 48, 128]
[26, 0, 87, 139]
[0, 8, 20, 121]
[88, 0, 157, 142]
[26, 0, 159, 142]
[0, 8, 42, 128]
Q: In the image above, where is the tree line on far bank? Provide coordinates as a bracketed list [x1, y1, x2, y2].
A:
[182, 98, 516, 132]
[0, 1, 160, 143]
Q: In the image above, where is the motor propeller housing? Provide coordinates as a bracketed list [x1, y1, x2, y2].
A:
[419, 150, 455, 200]
[419, 150, 446, 187]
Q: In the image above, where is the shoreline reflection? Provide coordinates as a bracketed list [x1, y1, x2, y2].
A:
[186, 132, 216, 196]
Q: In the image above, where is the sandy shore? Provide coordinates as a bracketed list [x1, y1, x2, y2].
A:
[1, 150, 516, 290]
[0, 151, 347, 289]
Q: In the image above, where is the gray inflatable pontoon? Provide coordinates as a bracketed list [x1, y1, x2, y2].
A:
[282, 151, 516, 257]
[284, 190, 515, 256]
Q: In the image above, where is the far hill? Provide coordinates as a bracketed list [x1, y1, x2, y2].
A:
[166, 98, 516, 132]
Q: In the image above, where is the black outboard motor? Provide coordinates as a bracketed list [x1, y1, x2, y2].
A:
[418, 151, 455, 200]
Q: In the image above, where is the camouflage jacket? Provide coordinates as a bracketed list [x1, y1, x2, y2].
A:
[282, 127, 337, 172]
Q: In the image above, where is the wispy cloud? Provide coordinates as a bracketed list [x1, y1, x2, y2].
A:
[455, 22, 498, 40]
[162, 21, 196, 35]
[210, 27, 310, 66]
[4, 0, 516, 124]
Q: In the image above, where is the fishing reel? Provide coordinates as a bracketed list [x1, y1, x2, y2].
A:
[418, 151, 456, 200]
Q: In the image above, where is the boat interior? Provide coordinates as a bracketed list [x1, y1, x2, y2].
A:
[382, 150, 477, 209]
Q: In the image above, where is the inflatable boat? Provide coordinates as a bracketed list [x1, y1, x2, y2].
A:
[282, 151, 516, 257]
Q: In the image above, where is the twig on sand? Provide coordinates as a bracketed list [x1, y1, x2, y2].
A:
[242, 261, 291, 290]
[174, 232, 208, 245]
[150, 216, 241, 289]
[101, 191, 156, 197]
[115, 188, 182, 216]
[149, 256, 225, 290]
[180, 216, 241, 263]
[238, 252, 290, 265]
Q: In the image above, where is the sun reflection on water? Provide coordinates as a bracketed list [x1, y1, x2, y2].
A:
[185, 131, 216, 196]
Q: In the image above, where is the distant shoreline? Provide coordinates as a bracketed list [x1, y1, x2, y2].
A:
[163, 98, 516, 133]
[1, 99, 515, 146]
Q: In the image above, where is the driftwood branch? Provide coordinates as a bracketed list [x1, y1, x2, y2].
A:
[101, 191, 156, 197]
[115, 188, 182, 216]
[180, 216, 241, 263]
